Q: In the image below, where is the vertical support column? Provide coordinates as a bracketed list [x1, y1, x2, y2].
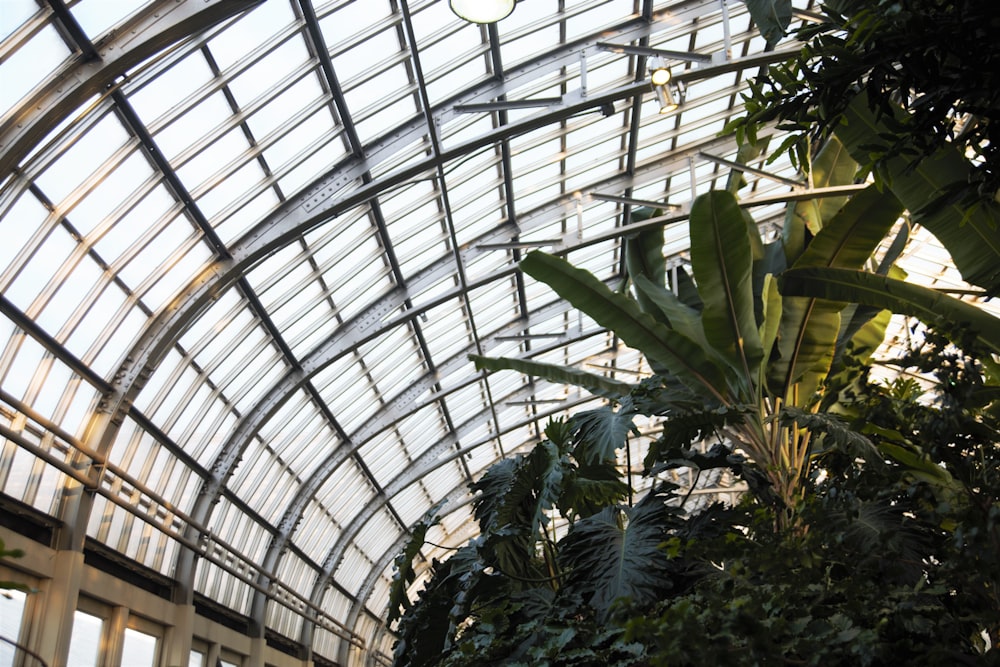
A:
[206, 641, 221, 667]
[24, 549, 85, 667]
[106, 606, 129, 667]
[248, 636, 267, 667]
[163, 604, 195, 667]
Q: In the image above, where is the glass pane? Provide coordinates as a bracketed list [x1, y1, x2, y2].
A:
[121, 627, 158, 667]
[66, 610, 103, 667]
[0, 589, 27, 666]
[189, 649, 205, 667]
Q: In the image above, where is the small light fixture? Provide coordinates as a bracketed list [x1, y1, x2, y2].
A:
[654, 81, 678, 113]
[649, 58, 678, 113]
[650, 64, 672, 87]
[450, 0, 517, 23]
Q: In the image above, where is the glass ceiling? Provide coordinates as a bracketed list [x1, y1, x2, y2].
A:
[1, 0, 996, 664]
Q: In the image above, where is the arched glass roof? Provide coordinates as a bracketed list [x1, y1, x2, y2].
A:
[1, 1, 995, 664]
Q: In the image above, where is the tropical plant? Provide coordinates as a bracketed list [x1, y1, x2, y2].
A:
[388, 333, 1000, 666]
[474, 136, 904, 527]
[737, 0, 1000, 202]
[728, 0, 1000, 294]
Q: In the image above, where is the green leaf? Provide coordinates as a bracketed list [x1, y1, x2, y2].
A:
[558, 489, 680, 621]
[836, 95, 1000, 294]
[689, 191, 764, 385]
[779, 267, 1000, 355]
[770, 185, 903, 400]
[632, 274, 710, 351]
[625, 209, 667, 320]
[782, 135, 859, 263]
[559, 460, 629, 521]
[572, 403, 638, 465]
[743, 0, 793, 45]
[388, 503, 444, 625]
[672, 265, 703, 312]
[518, 251, 731, 403]
[758, 274, 782, 369]
[472, 443, 568, 582]
[470, 354, 633, 401]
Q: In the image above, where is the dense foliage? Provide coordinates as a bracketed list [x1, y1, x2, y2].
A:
[732, 0, 1000, 203]
[389, 333, 999, 666]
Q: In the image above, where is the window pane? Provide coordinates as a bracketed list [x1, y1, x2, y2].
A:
[66, 610, 103, 667]
[189, 649, 205, 667]
[121, 627, 158, 667]
[0, 589, 27, 666]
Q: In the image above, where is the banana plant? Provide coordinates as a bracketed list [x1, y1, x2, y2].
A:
[834, 94, 1000, 295]
[472, 150, 903, 525]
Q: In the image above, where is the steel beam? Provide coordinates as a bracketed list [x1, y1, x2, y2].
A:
[0, 0, 262, 176]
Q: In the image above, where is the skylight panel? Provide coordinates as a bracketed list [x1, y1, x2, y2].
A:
[358, 432, 410, 488]
[391, 483, 433, 527]
[296, 498, 341, 562]
[0, 0, 38, 42]
[76, 0, 147, 37]
[0, 23, 71, 122]
[399, 407, 450, 459]
[207, 1, 298, 72]
[227, 37, 312, 107]
[0, 191, 49, 285]
[92, 183, 176, 264]
[34, 114, 131, 205]
[315, 358, 380, 433]
[354, 507, 400, 563]
[352, 93, 421, 147]
[316, 459, 377, 527]
[128, 55, 217, 131]
[1, 219, 77, 314]
[419, 299, 472, 362]
[179, 127, 257, 197]
[153, 92, 234, 165]
[32, 250, 103, 339]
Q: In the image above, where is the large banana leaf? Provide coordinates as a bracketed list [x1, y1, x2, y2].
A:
[780, 267, 1000, 355]
[689, 191, 763, 385]
[470, 354, 633, 400]
[625, 207, 667, 320]
[769, 185, 904, 398]
[836, 95, 1000, 294]
[632, 274, 711, 353]
[519, 251, 731, 402]
[783, 134, 858, 263]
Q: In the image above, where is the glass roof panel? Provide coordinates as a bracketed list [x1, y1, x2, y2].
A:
[0, 22, 71, 121]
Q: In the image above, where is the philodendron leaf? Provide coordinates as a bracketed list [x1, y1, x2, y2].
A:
[519, 251, 731, 403]
[558, 488, 681, 621]
[689, 190, 763, 383]
[743, 0, 792, 45]
[779, 267, 1000, 355]
[470, 354, 633, 400]
[388, 502, 444, 624]
[572, 403, 638, 465]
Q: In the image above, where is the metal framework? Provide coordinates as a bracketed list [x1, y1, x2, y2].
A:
[1, 1, 991, 666]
